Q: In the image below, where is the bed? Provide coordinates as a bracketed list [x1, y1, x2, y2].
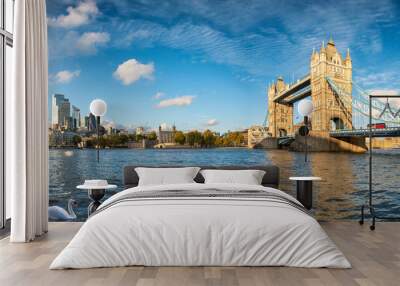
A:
[50, 165, 350, 269]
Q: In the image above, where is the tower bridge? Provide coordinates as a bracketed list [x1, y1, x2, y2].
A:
[273, 75, 311, 104]
[258, 37, 400, 152]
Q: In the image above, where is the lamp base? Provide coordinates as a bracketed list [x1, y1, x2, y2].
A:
[87, 189, 105, 215]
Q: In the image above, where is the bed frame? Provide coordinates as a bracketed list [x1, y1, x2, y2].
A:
[123, 165, 280, 189]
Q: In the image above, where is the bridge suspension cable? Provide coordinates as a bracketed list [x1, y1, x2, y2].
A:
[326, 76, 400, 129]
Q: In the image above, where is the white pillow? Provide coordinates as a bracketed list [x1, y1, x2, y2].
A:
[200, 169, 266, 185]
[135, 167, 200, 186]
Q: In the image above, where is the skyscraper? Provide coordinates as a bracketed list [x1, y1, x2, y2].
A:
[81, 116, 89, 129]
[51, 94, 71, 129]
[51, 94, 65, 128]
[88, 113, 97, 131]
[59, 99, 71, 128]
[72, 105, 81, 129]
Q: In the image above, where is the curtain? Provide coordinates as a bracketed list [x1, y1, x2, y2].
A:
[8, 0, 49, 242]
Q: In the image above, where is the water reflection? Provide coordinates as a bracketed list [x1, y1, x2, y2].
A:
[310, 152, 358, 220]
[49, 148, 400, 221]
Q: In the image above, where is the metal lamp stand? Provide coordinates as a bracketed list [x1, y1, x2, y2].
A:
[299, 116, 310, 162]
[87, 188, 105, 215]
[359, 94, 400, 230]
[96, 116, 100, 162]
[304, 116, 308, 162]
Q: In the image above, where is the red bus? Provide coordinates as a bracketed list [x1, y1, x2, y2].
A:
[367, 123, 386, 129]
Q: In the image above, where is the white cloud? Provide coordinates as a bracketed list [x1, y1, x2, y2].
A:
[54, 70, 81, 83]
[355, 71, 398, 88]
[48, 0, 99, 28]
[369, 89, 400, 96]
[113, 59, 155, 85]
[153, 92, 165, 99]
[101, 119, 117, 129]
[156, 95, 195, 108]
[76, 32, 110, 53]
[102, 119, 140, 132]
[369, 90, 400, 109]
[206, 119, 219, 126]
[48, 31, 110, 58]
[110, 0, 395, 79]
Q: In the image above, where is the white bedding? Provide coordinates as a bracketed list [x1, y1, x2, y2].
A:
[50, 183, 351, 269]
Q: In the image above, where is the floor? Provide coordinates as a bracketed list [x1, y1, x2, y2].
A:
[0, 219, 10, 239]
[0, 222, 399, 286]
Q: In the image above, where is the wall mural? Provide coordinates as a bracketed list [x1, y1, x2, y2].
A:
[47, 0, 400, 221]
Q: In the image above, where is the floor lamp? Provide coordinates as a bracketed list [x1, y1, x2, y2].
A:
[90, 99, 107, 162]
[359, 94, 400, 230]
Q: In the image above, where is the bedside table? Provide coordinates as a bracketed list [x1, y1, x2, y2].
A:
[77, 180, 117, 216]
[289, 177, 321, 210]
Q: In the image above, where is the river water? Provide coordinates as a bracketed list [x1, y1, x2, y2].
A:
[49, 148, 400, 221]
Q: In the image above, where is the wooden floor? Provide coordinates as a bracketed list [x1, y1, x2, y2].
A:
[0, 222, 399, 286]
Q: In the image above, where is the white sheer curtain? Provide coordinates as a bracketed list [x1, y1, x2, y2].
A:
[8, 0, 49, 242]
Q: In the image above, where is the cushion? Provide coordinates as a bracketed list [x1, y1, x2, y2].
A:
[200, 169, 266, 185]
[135, 167, 200, 186]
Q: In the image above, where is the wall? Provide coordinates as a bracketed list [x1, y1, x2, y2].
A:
[367, 137, 400, 149]
[253, 137, 278, 149]
[290, 131, 367, 153]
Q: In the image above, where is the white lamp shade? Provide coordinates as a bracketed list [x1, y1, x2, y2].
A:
[298, 99, 313, 117]
[90, 99, 107, 117]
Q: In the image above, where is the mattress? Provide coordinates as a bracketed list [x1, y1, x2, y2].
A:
[50, 183, 351, 269]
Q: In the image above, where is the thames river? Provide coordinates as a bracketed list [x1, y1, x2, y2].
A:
[49, 148, 400, 221]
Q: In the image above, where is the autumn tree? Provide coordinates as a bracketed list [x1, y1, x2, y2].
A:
[147, 131, 157, 141]
[202, 130, 216, 148]
[174, 131, 186, 145]
[187, 130, 202, 147]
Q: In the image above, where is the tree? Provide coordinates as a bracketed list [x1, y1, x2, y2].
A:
[72, 135, 82, 146]
[202, 130, 216, 147]
[108, 134, 119, 146]
[174, 131, 186, 145]
[214, 136, 224, 147]
[235, 132, 244, 146]
[223, 131, 244, 147]
[147, 131, 157, 141]
[186, 130, 202, 147]
[98, 136, 108, 148]
[193, 131, 203, 147]
[119, 134, 129, 144]
[136, 134, 144, 142]
[187, 131, 196, 146]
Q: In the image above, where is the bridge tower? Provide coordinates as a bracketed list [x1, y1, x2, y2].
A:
[310, 38, 353, 131]
[267, 77, 294, 137]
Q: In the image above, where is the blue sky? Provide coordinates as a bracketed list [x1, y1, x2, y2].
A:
[47, 0, 400, 132]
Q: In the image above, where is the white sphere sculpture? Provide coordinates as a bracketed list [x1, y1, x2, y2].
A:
[90, 99, 107, 117]
[298, 99, 313, 117]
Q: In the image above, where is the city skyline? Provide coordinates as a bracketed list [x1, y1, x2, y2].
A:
[51, 93, 95, 131]
[47, 0, 400, 132]
[50, 93, 210, 133]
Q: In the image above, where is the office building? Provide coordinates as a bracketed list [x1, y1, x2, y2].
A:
[72, 105, 81, 129]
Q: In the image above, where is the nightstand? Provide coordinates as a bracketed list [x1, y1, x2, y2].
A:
[289, 177, 321, 210]
[77, 180, 117, 216]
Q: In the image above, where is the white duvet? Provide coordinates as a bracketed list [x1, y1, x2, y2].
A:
[50, 183, 351, 269]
